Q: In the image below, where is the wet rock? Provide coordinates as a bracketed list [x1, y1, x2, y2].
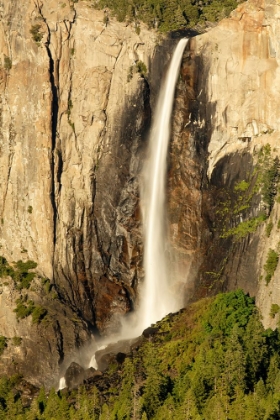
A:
[65, 362, 85, 389]
[84, 369, 103, 384]
[115, 352, 127, 365]
[95, 339, 136, 371]
[142, 327, 159, 338]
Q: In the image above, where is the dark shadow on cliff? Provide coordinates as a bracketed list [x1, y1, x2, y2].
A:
[197, 152, 261, 300]
[168, 37, 261, 304]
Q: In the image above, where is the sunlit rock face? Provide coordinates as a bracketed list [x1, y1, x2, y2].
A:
[179, 0, 280, 327]
[0, 1, 174, 327]
[0, 0, 177, 385]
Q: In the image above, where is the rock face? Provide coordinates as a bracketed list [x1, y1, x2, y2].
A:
[0, 0, 177, 385]
[0, 0, 155, 329]
[183, 0, 280, 328]
[1, 0, 280, 387]
[0, 276, 90, 388]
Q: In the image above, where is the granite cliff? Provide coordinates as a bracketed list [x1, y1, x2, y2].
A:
[189, 0, 280, 330]
[0, 0, 280, 387]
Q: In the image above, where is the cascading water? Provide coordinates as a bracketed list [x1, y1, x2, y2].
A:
[58, 39, 188, 387]
[136, 37, 189, 331]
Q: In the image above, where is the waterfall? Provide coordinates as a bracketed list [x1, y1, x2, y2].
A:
[58, 376, 66, 390]
[137, 38, 189, 330]
[59, 39, 189, 385]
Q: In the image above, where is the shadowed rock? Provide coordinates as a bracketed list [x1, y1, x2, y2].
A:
[65, 362, 85, 389]
[142, 326, 159, 338]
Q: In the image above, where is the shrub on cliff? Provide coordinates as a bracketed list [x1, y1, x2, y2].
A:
[30, 24, 43, 43]
[264, 249, 279, 284]
[0, 258, 37, 290]
[0, 337, 7, 356]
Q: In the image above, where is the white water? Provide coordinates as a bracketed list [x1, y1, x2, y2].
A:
[58, 376, 66, 390]
[136, 37, 189, 330]
[89, 345, 106, 369]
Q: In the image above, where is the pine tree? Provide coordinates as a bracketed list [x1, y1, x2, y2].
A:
[223, 326, 246, 396]
[25, 397, 41, 420]
[174, 6, 187, 29]
[141, 412, 148, 420]
[153, 393, 175, 419]
[203, 393, 229, 420]
[112, 358, 135, 419]
[178, 389, 200, 420]
[37, 386, 47, 415]
[267, 354, 280, 392]
[181, 0, 199, 26]
[5, 391, 24, 420]
[100, 403, 111, 420]
[58, 394, 70, 419]
[142, 342, 168, 417]
[42, 388, 60, 420]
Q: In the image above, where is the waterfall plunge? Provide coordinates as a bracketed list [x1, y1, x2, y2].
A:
[137, 38, 189, 330]
[59, 39, 189, 385]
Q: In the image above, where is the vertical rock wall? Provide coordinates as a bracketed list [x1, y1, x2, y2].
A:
[186, 0, 280, 327]
[0, 0, 177, 338]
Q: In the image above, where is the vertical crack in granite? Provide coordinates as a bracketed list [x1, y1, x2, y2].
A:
[54, 320, 64, 365]
[36, 2, 59, 265]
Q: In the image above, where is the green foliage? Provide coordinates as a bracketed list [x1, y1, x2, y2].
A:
[0, 257, 37, 290]
[30, 24, 43, 43]
[15, 260, 37, 271]
[254, 145, 279, 214]
[3, 290, 280, 418]
[13, 296, 47, 324]
[221, 214, 266, 239]
[266, 221, 273, 237]
[3, 56, 12, 71]
[27, 205, 33, 214]
[0, 257, 14, 278]
[67, 99, 75, 132]
[127, 65, 134, 82]
[127, 60, 147, 82]
[202, 289, 255, 336]
[11, 337, 22, 347]
[0, 337, 7, 356]
[270, 304, 280, 319]
[40, 277, 51, 294]
[264, 249, 279, 285]
[234, 180, 250, 192]
[112, 358, 135, 418]
[142, 342, 170, 417]
[260, 153, 279, 212]
[136, 60, 147, 76]
[13, 297, 34, 320]
[31, 305, 47, 324]
[95, 0, 238, 32]
[217, 144, 279, 240]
